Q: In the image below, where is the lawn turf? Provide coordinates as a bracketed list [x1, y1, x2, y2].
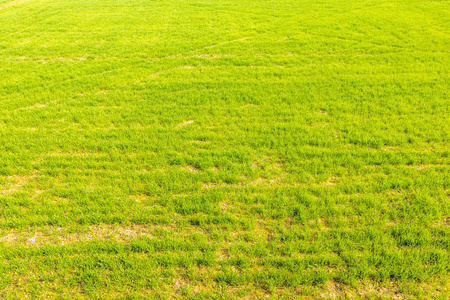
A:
[0, 0, 449, 298]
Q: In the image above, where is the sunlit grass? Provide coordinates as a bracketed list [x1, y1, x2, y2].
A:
[0, 0, 449, 298]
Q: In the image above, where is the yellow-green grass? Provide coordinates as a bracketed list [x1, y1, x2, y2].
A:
[0, 0, 449, 298]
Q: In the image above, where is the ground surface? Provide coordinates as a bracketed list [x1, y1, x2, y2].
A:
[0, 0, 449, 298]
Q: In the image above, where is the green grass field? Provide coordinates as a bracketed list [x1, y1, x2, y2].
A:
[0, 0, 449, 298]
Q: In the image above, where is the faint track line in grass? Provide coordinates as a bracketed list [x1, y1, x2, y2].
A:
[0, 0, 46, 46]
[0, 60, 190, 104]
[294, 28, 411, 52]
[204, 36, 254, 49]
[184, 35, 260, 57]
[0, 60, 145, 102]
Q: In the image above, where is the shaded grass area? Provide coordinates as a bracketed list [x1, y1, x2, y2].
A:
[0, 0, 449, 298]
